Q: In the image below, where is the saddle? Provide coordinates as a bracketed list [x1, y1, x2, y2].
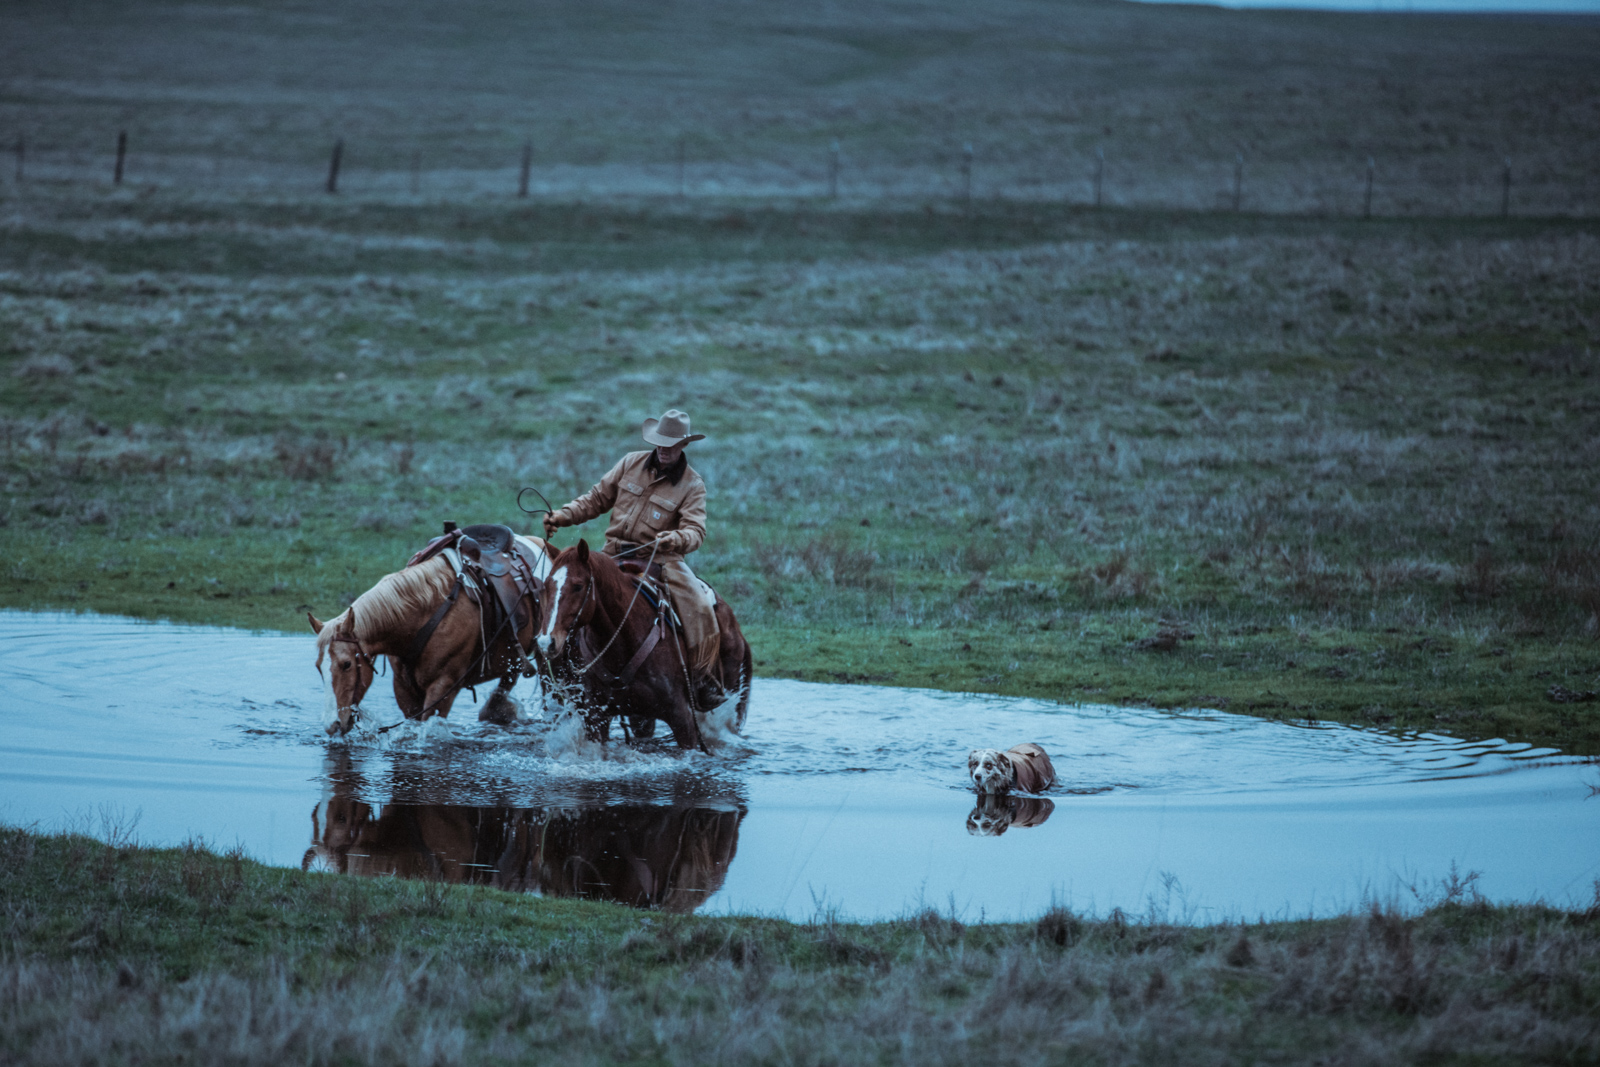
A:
[406, 521, 545, 673]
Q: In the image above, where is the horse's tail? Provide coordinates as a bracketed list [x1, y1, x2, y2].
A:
[733, 638, 754, 734]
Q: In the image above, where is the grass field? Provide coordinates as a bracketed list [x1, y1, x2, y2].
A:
[5, 2, 1600, 1060]
[4, 826, 1599, 1066]
[4, 191, 1598, 749]
[5, 0, 1600, 209]
[2, 0, 1599, 758]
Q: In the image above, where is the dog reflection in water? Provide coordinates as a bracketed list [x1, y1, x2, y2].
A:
[966, 794, 1056, 837]
[305, 776, 744, 914]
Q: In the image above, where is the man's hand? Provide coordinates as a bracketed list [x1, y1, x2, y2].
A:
[542, 515, 560, 539]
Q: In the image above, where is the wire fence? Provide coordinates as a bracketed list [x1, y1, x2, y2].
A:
[8, 131, 1597, 219]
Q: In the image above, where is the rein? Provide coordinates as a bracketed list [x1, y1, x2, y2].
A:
[573, 539, 660, 677]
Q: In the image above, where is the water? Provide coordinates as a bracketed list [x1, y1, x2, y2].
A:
[3, 611, 1597, 921]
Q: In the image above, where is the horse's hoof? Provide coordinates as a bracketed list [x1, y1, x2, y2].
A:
[478, 690, 519, 726]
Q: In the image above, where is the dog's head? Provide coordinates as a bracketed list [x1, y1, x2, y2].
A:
[968, 748, 1017, 794]
[966, 796, 1014, 837]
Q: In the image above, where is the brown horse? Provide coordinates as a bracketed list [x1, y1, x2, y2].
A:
[304, 791, 745, 913]
[309, 534, 553, 735]
[535, 539, 752, 750]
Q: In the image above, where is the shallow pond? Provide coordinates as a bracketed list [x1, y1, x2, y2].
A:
[3, 611, 1597, 921]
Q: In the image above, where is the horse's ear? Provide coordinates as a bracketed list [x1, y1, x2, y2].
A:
[577, 539, 590, 563]
[308, 612, 324, 634]
[543, 539, 558, 560]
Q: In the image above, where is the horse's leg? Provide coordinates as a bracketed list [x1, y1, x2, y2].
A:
[393, 665, 425, 720]
[628, 715, 656, 739]
[478, 674, 520, 725]
[420, 676, 462, 722]
[414, 611, 480, 722]
[652, 669, 704, 752]
[664, 695, 704, 751]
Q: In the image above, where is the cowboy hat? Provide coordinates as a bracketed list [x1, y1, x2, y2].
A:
[641, 409, 706, 447]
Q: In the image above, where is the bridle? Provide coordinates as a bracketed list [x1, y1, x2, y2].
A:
[330, 631, 378, 675]
[323, 610, 381, 718]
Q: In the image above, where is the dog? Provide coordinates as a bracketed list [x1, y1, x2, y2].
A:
[967, 742, 1057, 795]
[966, 795, 1056, 837]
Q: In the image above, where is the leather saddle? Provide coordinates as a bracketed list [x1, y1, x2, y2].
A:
[458, 523, 516, 576]
[407, 521, 545, 652]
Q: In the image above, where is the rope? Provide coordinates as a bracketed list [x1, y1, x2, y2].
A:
[516, 485, 555, 518]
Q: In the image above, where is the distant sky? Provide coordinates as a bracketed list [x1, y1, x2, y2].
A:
[1137, 0, 1600, 10]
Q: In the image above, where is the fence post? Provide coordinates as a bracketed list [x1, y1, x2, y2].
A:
[961, 142, 973, 209]
[409, 150, 420, 195]
[518, 140, 532, 198]
[113, 130, 127, 185]
[1363, 157, 1374, 218]
[829, 139, 840, 199]
[325, 139, 343, 194]
[13, 134, 22, 183]
[1500, 158, 1511, 218]
[676, 136, 686, 198]
[1094, 147, 1104, 207]
[1232, 152, 1243, 212]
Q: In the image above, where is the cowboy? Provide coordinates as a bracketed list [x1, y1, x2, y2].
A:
[542, 409, 721, 679]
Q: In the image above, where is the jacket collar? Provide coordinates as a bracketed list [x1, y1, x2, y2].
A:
[643, 450, 688, 486]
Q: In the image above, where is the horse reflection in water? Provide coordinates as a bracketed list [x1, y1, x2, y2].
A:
[304, 767, 745, 914]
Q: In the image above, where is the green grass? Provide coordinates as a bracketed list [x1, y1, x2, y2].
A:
[2, 0, 1599, 753]
[4, 825, 1599, 1066]
[2, 193, 1598, 750]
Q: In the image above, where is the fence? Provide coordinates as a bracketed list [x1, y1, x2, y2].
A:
[7, 130, 1596, 219]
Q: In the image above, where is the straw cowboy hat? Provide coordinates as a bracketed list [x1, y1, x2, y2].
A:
[642, 409, 706, 447]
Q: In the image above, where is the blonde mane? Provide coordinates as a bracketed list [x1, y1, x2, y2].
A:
[314, 556, 456, 665]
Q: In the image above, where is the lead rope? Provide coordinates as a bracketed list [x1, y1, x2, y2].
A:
[575, 538, 661, 676]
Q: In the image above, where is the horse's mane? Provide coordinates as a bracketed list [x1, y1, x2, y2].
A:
[351, 556, 456, 638]
[315, 556, 455, 664]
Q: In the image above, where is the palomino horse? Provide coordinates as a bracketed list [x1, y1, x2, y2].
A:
[309, 531, 552, 735]
[536, 539, 752, 750]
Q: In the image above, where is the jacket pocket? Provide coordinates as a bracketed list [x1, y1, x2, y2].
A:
[638, 493, 678, 534]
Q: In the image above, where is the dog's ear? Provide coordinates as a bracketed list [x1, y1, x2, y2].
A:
[967, 750, 981, 772]
[999, 753, 1018, 783]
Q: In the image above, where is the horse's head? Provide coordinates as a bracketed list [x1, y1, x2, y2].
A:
[536, 539, 597, 661]
[309, 610, 376, 736]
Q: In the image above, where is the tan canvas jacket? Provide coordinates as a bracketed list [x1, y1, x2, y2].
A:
[551, 450, 706, 562]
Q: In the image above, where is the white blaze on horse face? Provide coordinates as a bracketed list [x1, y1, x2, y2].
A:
[537, 566, 568, 652]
